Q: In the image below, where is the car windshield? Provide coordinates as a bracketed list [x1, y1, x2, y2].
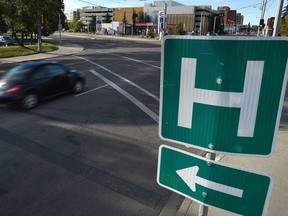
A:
[3, 64, 32, 80]
[3, 36, 12, 41]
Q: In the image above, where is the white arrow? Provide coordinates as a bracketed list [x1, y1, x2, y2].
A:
[176, 166, 243, 198]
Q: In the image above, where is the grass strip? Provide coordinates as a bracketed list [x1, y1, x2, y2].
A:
[0, 43, 58, 58]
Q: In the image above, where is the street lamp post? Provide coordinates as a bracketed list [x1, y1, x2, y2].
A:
[257, 0, 268, 37]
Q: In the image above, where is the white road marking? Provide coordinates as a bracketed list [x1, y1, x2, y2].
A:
[90, 69, 159, 123]
[75, 84, 108, 97]
[74, 55, 159, 101]
[65, 61, 86, 66]
[96, 51, 161, 69]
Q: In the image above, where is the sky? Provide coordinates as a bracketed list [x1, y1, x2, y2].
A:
[63, 0, 282, 25]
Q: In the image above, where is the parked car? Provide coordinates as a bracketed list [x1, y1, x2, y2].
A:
[0, 35, 15, 46]
[206, 32, 219, 36]
[0, 61, 85, 109]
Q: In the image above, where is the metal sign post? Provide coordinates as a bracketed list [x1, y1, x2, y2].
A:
[198, 152, 216, 216]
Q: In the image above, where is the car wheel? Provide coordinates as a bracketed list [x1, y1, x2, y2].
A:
[73, 80, 83, 93]
[22, 93, 38, 110]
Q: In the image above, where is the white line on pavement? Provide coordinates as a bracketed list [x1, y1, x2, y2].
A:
[96, 51, 161, 69]
[65, 61, 86, 66]
[74, 55, 159, 101]
[90, 69, 159, 123]
[75, 84, 108, 97]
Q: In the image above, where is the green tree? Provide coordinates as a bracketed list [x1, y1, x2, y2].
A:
[247, 22, 251, 34]
[68, 21, 73, 30]
[75, 20, 83, 32]
[137, 10, 151, 23]
[280, 16, 288, 36]
[147, 28, 154, 37]
[138, 11, 144, 22]
[0, 17, 8, 33]
[40, 0, 65, 35]
[251, 25, 258, 32]
[122, 12, 127, 24]
[0, 0, 64, 39]
[132, 8, 137, 35]
[174, 22, 185, 35]
[279, 1, 288, 36]
[0, 0, 18, 36]
[105, 12, 111, 23]
[144, 13, 150, 22]
[90, 16, 96, 32]
[282, 2, 288, 17]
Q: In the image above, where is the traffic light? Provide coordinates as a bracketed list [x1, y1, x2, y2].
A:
[259, 19, 265, 29]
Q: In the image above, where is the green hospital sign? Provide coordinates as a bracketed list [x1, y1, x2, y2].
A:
[159, 36, 288, 156]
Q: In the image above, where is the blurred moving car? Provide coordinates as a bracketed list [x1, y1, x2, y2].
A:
[0, 61, 85, 109]
[0, 35, 15, 46]
[206, 32, 219, 36]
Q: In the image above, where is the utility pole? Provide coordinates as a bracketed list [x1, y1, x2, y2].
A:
[257, 0, 268, 37]
[58, 14, 62, 44]
[37, 6, 42, 52]
[164, 3, 167, 33]
[273, 0, 284, 36]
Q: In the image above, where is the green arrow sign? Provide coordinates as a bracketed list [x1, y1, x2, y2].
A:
[157, 145, 272, 216]
[159, 36, 288, 156]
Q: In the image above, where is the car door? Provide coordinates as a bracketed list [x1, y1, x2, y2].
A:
[30, 66, 56, 99]
[45, 64, 71, 95]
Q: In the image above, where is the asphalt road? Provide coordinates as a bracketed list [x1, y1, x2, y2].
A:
[0, 34, 204, 216]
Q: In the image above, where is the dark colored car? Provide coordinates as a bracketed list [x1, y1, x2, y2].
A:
[0, 35, 15, 46]
[0, 61, 85, 109]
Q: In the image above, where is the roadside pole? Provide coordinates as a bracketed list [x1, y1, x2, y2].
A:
[164, 3, 167, 33]
[58, 14, 62, 44]
[273, 0, 284, 37]
[198, 152, 216, 216]
[257, 0, 268, 37]
[37, 8, 42, 52]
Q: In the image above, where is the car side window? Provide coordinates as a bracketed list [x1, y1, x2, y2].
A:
[47, 65, 67, 77]
[31, 67, 50, 80]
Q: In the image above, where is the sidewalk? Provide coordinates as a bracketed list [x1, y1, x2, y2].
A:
[176, 129, 288, 216]
[0, 41, 84, 63]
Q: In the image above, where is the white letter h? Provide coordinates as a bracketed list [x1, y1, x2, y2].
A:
[178, 58, 264, 137]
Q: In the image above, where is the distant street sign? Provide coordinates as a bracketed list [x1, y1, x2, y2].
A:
[96, 16, 102, 32]
[96, 16, 102, 24]
[157, 145, 272, 216]
[159, 36, 288, 156]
